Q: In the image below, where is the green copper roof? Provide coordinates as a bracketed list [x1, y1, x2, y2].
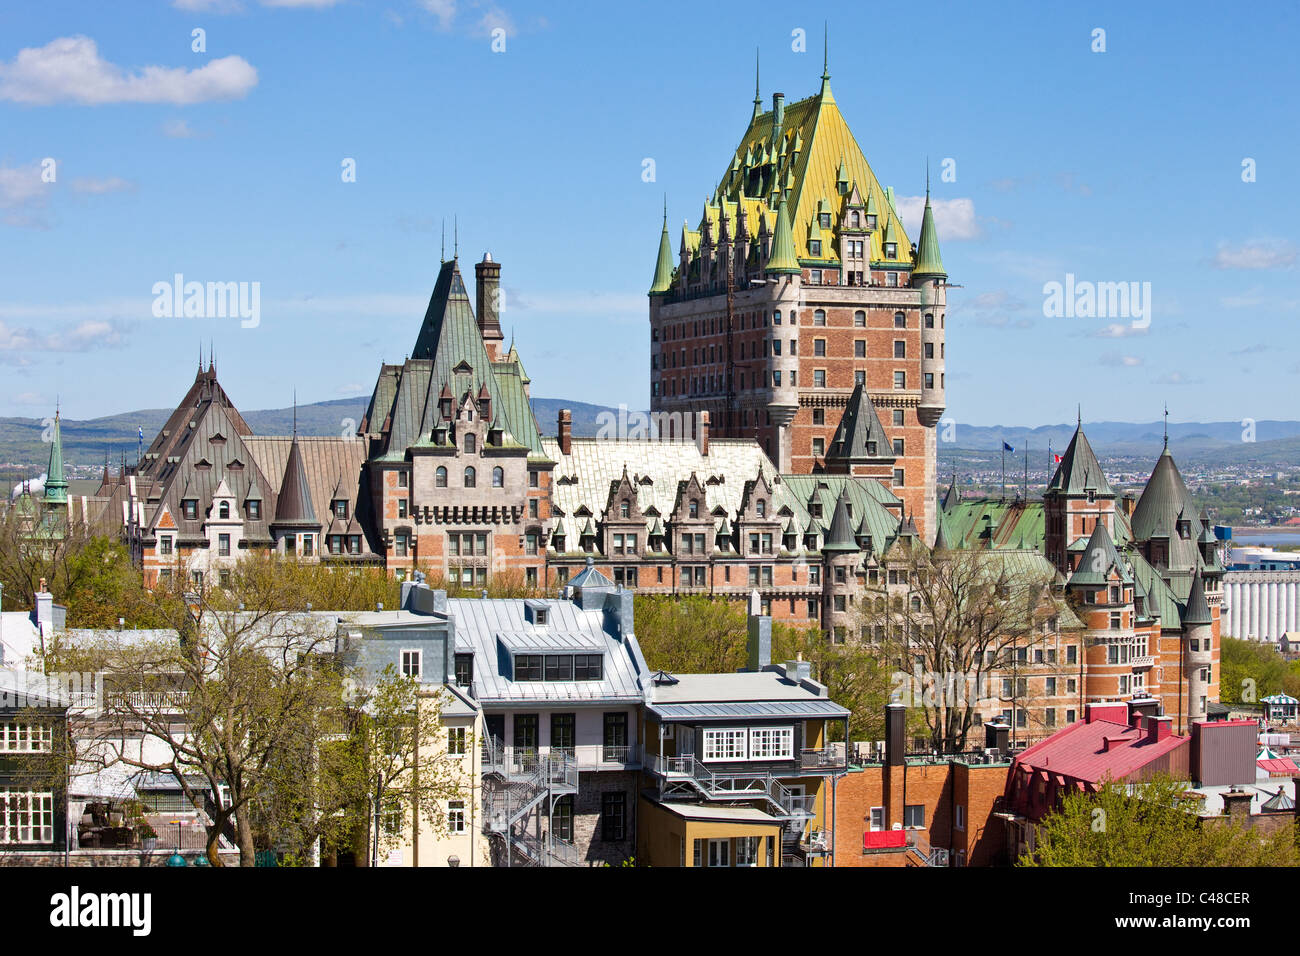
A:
[1183, 568, 1212, 626]
[765, 198, 800, 274]
[912, 192, 945, 278]
[821, 487, 858, 553]
[1046, 425, 1113, 498]
[649, 212, 675, 294]
[1067, 521, 1132, 588]
[43, 410, 67, 505]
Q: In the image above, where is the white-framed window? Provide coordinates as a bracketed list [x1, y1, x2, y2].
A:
[448, 800, 466, 833]
[401, 649, 422, 680]
[707, 838, 730, 867]
[0, 723, 52, 753]
[734, 835, 760, 867]
[702, 727, 748, 762]
[748, 726, 794, 760]
[447, 727, 467, 755]
[0, 789, 54, 844]
[904, 804, 925, 828]
[869, 806, 885, 831]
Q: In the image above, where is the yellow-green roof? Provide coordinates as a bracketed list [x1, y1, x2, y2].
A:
[704, 80, 914, 267]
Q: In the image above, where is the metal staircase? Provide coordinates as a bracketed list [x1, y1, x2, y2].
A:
[481, 741, 580, 867]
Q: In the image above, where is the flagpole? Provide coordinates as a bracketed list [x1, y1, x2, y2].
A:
[1024, 442, 1029, 500]
[1001, 442, 1006, 501]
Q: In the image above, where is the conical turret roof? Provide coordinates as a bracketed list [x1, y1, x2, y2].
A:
[272, 435, 318, 527]
[650, 209, 675, 294]
[765, 198, 800, 274]
[1068, 521, 1131, 587]
[1183, 568, 1213, 626]
[43, 410, 67, 505]
[821, 487, 858, 553]
[913, 189, 945, 278]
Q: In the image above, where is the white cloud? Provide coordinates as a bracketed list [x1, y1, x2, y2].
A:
[0, 318, 132, 359]
[0, 162, 51, 228]
[1092, 322, 1148, 339]
[162, 118, 202, 138]
[896, 195, 981, 240]
[262, 0, 346, 7]
[1212, 239, 1297, 271]
[172, 0, 245, 10]
[11, 391, 50, 407]
[1152, 371, 1203, 386]
[1099, 352, 1143, 367]
[70, 176, 135, 194]
[0, 36, 257, 106]
[421, 0, 457, 29]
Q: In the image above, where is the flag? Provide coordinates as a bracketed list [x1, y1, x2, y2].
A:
[1053, 453, 1062, 463]
[1002, 441, 1014, 452]
[138, 426, 144, 441]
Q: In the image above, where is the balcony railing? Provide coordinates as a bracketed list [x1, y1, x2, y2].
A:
[800, 747, 847, 770]
[483, 742, 639, 775]
[1130, 655, 1155, 669]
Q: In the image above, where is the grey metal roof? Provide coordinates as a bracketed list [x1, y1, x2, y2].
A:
[271, 435, 318, 526]
[1046, 424, 1113, 498]
[648, 699, 850, 721]
[826, 383, 894, 465]
[449, 597, 646, 704]
[496, 630, 606, 653]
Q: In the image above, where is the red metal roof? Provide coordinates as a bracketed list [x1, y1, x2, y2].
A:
[1258, 757, 1299, 776]
[1014, 718, 1187, 783]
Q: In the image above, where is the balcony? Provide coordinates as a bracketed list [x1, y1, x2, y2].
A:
[1130, 655, 1155, 669]
[482, 743, 639, 777]
[800, 747, 847, 771]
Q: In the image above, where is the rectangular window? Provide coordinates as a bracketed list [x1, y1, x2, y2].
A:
[454, 653, 473, 686]
[448, 800, 466, 833]
[955, 805, 966, 830]
[735, 835, 760, 867]
[814, 339, 826, 357]
[814, 369, 826, 388]
[573, 654, 603, 681]
[401, 649, 422, 680]
[160, 535, 173, 556]
[0, 723, 53, 753]
[218, 533, 230, 557]
[448, 727, 467, 755]
[894, 340, 906, 358]
[893, 469, 905, 487]
[904, 805, 925, 828]
[601, 792, 627, 841]
[550, 713, 575, 754]
[707, 838, 730, 867]
[702, 727, 748, 761]
[544, 655, 574, 681]
[0, 790, 54, 844]
[748, 726, 793, 760]
[514, 655, 543, 681]
[869, 807, 885, 831]
[893, 370, 906, 389]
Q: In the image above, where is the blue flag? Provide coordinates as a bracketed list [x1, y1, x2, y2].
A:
[138, 426, 144, 441]
[1002, 441, 1014, 452]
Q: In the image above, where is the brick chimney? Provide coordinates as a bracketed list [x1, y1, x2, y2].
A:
[557, 409, 572, 456]
[885, 703, 906, 767]
[1222, 789, 1253, 820]
[1121, 493, 1136, 519]
[475, 253, 504, 360]
[1146, 715, 1173, 743]
[696, 410, 710, 456]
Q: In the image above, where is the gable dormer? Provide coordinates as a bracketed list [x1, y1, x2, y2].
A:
[671, 473, 709, 524]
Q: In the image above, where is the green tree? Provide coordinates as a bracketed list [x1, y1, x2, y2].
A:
[1022, 773, 1300, 867]
[1220, 636, 1290, 704]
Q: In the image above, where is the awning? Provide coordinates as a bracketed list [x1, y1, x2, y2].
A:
[647, 699, 850, 721]
[1258, 757, 1299, 776]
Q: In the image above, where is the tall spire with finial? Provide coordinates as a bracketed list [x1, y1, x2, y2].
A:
[818, 22, 833, 101]
[752, 48, 762, 121]
[441, 220, 445, 263]
[650, 196, 675, 294]
[453, 216, 459, 260]
[292, 389, 297, 438]
[1163, 403, 1169, 450]
[1077, 404, 1082, 427]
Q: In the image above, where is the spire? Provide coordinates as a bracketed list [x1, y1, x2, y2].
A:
[441, 220, 446, 263]
[822, 487, 858, 553]
[453, 216, 458, 260]
[1163, 403, 1169, 450]
[912, 176, 946, 278]
[826, 382, 892, 465]
[650, 201, 675, 294]
[1047, 421, 1114, 498]
[765, 198, 800, 274]
[44, 406, 67, 505]
[818, 22, 834, 102]
[752, 48, 762, 121]
[273, 432, 318, 527]
[1184, 568, 1212, 626]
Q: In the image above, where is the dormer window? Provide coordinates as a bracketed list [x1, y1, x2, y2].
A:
[247, 500, 261, 520]
[333, 499, 348, 519]
[620, 500, 631, 519]
[182, 499, 198, 520]
[218, 501, 230, 519]
[464, 433, 476, 455]
[689, 500, 699, 518]
[819, 212, 831, 229]
[809, 239, 822, 257]
[850, 211, 860, 227]
[756, 499, 766, 517]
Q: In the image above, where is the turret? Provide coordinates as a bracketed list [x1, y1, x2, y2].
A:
[43, 409, 67, 507]
[649, 208, 674, 295]
[913, 186, 947, 429]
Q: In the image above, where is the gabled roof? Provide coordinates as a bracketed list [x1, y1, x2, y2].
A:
[1067, 521, 1132, 587]
[1013, 717, 1188, 787]
[1046, 424, 1113, 498]
[826, 383, 893, 464]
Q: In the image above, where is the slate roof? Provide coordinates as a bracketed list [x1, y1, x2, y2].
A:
[1131, 448, 1206, 572]
[1183, 569, 1212, 626]
[826, 383, 893, 465]
[1046, 424, 1113, 498]
[271, 436, 318, 526]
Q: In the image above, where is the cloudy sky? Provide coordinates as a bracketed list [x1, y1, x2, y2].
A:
[1, 0, 1297, 429]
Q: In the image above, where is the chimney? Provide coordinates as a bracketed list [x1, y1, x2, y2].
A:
[1146, 716, 1173, 743]
[984, 721, 1010, 754]
[885, 703, 906, 766]
[1128, 697, 1160, 729]
[746, 590, 771, 670]
[558, 409, 572, 456]
[475, 253, 504, 358]
[772, 92, 785, 135]
[1222, 789, 1253, 820]
[1121, 494, 1136, 518]
[697, 410, 710, 456]
[1102, 735, 1126, 753]
[34, 589, 55, 636]
[1086, 702, 1129, 725]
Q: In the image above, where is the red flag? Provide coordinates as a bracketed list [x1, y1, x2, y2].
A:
[1053, 453, 1062, 463]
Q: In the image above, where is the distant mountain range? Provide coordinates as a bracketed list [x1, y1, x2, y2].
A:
[3, 397, 1296, 473]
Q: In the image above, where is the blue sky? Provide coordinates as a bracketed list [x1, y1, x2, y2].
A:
[1, 0, 1297, 430]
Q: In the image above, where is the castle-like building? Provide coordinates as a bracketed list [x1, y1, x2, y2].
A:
[648, 64, 946, 541]
[57, 64, 1219, 738]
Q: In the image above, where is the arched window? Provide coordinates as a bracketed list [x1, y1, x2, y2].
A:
[464, 466, 476, 488]
[814, 309, 827, 326]
[756, 499, 766, 517]
[854, 310, 866, 327]
[218, 501, 230, 519]
[851, 211, 860, 227]
[492, 466, 503, 488]
[436, 466, 447, 488]
[689, 499, 699, 518]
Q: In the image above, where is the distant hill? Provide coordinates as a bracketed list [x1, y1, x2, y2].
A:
[3, 399, 1293, 475]
[0, 395, 632, 473]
